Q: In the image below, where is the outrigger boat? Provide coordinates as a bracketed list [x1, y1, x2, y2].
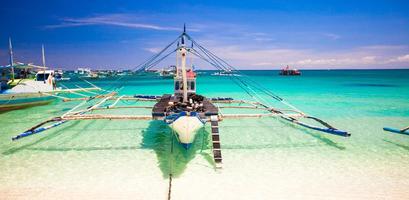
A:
[0, 39, 100, 111]
[11, 26, 349, 168]
[279, 65, 301, 76]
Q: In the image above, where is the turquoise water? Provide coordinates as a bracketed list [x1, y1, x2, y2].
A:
[1, 70, 409, 199]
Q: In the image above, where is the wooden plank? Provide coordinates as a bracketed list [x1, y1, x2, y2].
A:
[203, 99, 218, 115]
[152, 94, 172, 117]
[212, 135, 219, 141]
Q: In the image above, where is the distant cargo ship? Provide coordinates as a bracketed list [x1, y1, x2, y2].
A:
[279, 65, 301, 76]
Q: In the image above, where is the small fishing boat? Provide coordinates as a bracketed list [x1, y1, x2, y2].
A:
[279, 65, 301, 76]
[12, 26, 349, 169]
[211, 70, 241, 76]
[158, 65, 176, 78]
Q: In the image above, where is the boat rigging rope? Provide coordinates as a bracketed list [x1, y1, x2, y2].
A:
[89, 34, 183, 96]
[190, 35, 306, 114]
[189, 44, 276, 108]
[189, 47, 262, 103]
[186, 35, 348, 132]
[189, 49, 257, 99]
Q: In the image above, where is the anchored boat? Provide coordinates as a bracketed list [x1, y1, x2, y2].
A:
[12, 26, 349, 168]
[279, 65, 301, 76]
[0, 39, 100, 111]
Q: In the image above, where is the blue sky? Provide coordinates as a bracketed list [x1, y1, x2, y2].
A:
[1, 0, 409, 69]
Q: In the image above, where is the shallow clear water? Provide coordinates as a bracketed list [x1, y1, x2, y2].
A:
[1, 70, 409, 199]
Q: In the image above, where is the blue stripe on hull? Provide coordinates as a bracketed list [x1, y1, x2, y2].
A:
[181, 143, 192, 149]
[165, 111, 206, 124]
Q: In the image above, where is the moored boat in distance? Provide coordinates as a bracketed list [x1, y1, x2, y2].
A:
[158, 65, 176, 78]
[55, 69, 70, 81]
[75, 67, 91, 75]
[211, 69, 241, 76]
[279, 65, 301, 76]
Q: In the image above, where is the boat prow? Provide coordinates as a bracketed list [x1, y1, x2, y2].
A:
[167, 112, 205, 149]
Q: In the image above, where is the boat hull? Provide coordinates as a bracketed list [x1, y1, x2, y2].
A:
[0, 93, 54, 111]
[166, 112, 206, 149]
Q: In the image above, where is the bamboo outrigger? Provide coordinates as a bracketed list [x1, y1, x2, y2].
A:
[12, 25, 349, 168]
[383, 126, 409, 135]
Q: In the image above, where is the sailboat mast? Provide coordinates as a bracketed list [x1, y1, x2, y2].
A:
[8, 37, 14, 81]
[42, 44, 47, 82]
[42, 44, 46, 69]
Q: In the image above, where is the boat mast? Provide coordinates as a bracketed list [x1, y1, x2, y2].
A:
[180, 24, 188, 102]
[42, 44, 47, 83]
[8, 37, 14, 82]
[42, 44, 46, 69]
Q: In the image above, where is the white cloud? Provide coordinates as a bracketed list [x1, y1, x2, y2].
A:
[253, 37, 274, 42]
[362, 56, 377, 63]
[144, 47, 162, 53]
[360, 45, 409, 51]
[396, 54, 409, 62]
[192, 40, 409, 69]
[388, 54, 409, 63]
[293, 56, 377, 66]
[252, 62, 274, 66]
[322, 33, 341, 40]
[45, 14, 180, 31]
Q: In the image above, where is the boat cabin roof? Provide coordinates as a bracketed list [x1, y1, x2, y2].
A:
[36, 70, 54, 75]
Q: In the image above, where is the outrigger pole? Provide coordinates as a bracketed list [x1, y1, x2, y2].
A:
[383, 126, 409, 136]
[12, 92, 119, 141]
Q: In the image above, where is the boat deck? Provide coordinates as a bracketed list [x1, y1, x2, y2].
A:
[152, 94, 218, 119]
[152, 94, 172, 118]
